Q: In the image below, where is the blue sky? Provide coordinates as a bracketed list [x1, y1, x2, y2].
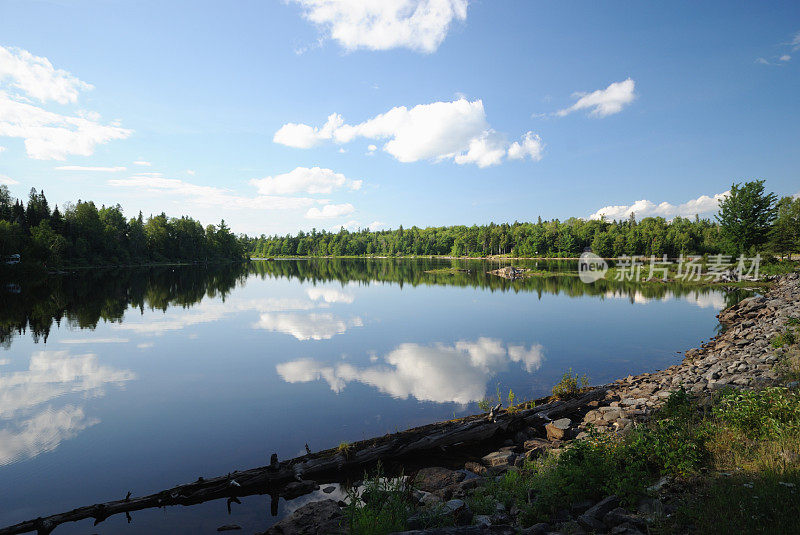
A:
[0, 0, 798, 235]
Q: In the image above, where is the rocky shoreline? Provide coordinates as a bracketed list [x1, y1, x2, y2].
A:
[266, 273, 800, 535]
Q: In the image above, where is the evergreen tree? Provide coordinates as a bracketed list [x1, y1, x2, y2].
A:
[715, 180, 777, 254]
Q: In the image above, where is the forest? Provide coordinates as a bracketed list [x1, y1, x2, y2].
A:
[246, 181, 800, 260]
[0, 186, 246, 268]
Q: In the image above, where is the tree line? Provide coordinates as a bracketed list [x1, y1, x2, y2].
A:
[0, 186, 246, 268]
[246, 180, 800, 259]
[1, 263, 246, 347]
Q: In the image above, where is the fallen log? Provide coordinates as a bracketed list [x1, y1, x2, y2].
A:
[0, 388, 605, 535]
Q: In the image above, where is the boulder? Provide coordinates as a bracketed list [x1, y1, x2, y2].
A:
[545, 418, 572, 440]
[261, 499, 344, 535]
[482, 451, 516, 467]
[584, 495, 621, 520]
[445, 499, 474, 525]
[465, 461, 487, 476]
[414, 467, 466, 493]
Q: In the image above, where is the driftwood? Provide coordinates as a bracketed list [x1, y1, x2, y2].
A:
[0, 389, 605, 535]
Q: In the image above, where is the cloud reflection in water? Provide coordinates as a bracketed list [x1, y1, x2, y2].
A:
[0, 350, 135, 466]
[276, 338, 544, 404]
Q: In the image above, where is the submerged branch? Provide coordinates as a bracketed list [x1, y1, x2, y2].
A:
[0, 389, 605, 535]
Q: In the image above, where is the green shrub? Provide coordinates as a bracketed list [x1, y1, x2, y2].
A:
[551, 368, 589, 400]
[714, 387, 800, 439]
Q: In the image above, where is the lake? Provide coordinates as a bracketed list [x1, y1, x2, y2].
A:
[0, 259, 747, 533]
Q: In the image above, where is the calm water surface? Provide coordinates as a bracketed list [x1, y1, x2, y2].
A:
[0, 259, 745, 533]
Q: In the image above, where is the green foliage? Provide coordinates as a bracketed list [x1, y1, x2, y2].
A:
[714, 387, 800, 440]
[344, 464, 411, 535]
[477, 399, 493, 412]
[467, 387, 800, 530]
[716, 179, 778, 254]
[249, 215, 727, 259]
[769, 196, 800, 259]
[772, 330, 797, 348]
[469, 389, 709, 526]
[551, 368, 589, 400]
[0, 188, 246, 267]
[246, 179, 798, 261]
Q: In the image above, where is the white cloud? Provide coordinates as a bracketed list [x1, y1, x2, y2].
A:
[289, 0, 468, 53]
[0, 46, 92, 105]
[0, 92, 132, 160]
[329, 219, 360, 231]
[367, 144, 377, 151]
[452, 130, 507, 168]
[792, 31, 800, 51]
[133, 160, 151, 166]
[250, 166, 362, 195]
[274, 98, 544, 166]
[589, 190, 729, 221]
[306, 202, 355, 219]
[253, 312, 363, 340]
[0, 174, 18, 185]
[0, 146, 5, 153]
[556, 78, 636, 118]
[276, 338, 544, 404]
[186, 169, 195, 175]
[55, 165, 126, 172]
[0, 46, 131, 160]
[108, 173, 319, 211]
[273, 113, 343, 148]
[756, 32, 800, 65]
[367, 220, 386, 230]
[507, 131, 544, 161]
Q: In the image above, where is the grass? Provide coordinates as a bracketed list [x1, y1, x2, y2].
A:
[775, 347, 800, 382]
[343, 463, 411, 535]
[466, 386, 800, 531]
[477, 385, 537, 413]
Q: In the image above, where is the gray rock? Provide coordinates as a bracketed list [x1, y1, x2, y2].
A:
[584, 495, 620, 519]
[545, 418, 572, 440]
[520, 523, 549, 535]
[445, 499, 473, 525]
[482, 451, 515, 467]
[414, 467, 466, 493]
[260, 499, 344, 535]
[577, 513, 606, 532]
[474, 514, 492, 527]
